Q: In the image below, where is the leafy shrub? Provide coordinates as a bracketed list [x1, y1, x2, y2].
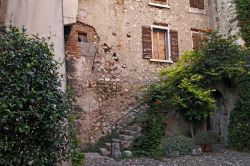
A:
[68, 114, 85, 166]
[0, 25, 71, 165]
[145, 32, 250, 151]
[229, 77, 250, 151]
[132, 113, 164, 159]
[236, 0, 250, 47]
[162, 135, 196, 157]
[195, 131, 219, 144]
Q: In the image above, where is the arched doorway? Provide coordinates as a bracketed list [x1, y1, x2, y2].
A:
[208, 91, 225, 143]
[208, 82, 236, 145]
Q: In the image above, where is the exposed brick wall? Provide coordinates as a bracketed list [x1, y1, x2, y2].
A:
[66, 22, 99, 57]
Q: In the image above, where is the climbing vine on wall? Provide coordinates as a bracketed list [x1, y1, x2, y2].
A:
[142, 32, 250, 152]
[236, 0, 250, 47]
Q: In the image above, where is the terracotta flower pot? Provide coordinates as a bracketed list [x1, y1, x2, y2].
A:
[200, 144, 212, 152]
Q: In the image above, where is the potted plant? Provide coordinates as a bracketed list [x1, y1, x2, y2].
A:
[195, 131, 219, 152]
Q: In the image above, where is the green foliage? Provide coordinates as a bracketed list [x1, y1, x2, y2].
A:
[236, 0, 250, 47]
[145, 32, 250, 151]
[195, 131, 219, 144]
[229, 76, 250, 151]
[162, 135, 196, 157]
[67, 114, 85, 166]
[0, 25, 72, 165]
[132, 113, 164, 159]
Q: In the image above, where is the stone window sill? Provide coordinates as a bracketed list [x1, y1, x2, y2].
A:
[150, 59, 173, 63]
[188, 7, 206, 15]
[149, 2, 170, 9]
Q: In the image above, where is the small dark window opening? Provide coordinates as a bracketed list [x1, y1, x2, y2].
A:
[64, 25, 72, 43]
[78, 33, 88, 42]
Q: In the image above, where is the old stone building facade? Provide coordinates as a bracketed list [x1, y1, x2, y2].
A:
[65, 0, 242, 145]
[0, 0, 243, 147]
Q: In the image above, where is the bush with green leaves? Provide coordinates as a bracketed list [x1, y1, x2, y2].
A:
[195, 131, 219, 145]
[145, 32, 250, 151]
[132, 113, 165, 159]
[236, 0, 250, 47]
[0, 25, 72, 165]
[162, 135, 196, 157]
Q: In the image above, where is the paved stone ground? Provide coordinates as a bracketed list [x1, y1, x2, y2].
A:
[83, 150, 250, 166]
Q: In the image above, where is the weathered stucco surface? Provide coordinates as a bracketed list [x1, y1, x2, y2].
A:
[0, 0, 7, 23]
[4, 0, 66, 89]
[63, 0, 78, 25]
[66, 0, 212, 144]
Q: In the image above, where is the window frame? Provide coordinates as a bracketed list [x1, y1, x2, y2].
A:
[188, 0, 205, 14]
[191, 30, 205, 51]
[149, 0, 170, 9]
[150, 25, 173, 63]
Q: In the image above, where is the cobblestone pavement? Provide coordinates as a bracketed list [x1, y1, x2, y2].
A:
[83, 150, 250, 166]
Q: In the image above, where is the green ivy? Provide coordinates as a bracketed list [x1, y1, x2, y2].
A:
[132, 113, 165, 159]
[67, 113, 85, 166]
[145, 32, 250, 151]
[236, 0, 250, 47]
[229, 76, 250, 151]
[0, 25, 73, 165]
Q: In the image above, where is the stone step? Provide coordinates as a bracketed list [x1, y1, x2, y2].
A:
[105, 143, 112, 151]
[112, 139, 121, 143]
[123, 129, 139, 136]
[100, 148, 111, 156]
[120, 134, 134, 141]
[111, 139, 131, 149]
[128, 126, 142, 132]
[120, 140, 133, 149]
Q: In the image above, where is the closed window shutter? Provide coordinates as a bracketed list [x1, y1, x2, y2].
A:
[142, 26, 152, 59]
[190, 0, 196, 8]
[170, 30, 179, 62]
[192, 32, 206, 50]
[192, 33, 200, 50]
[198, 0, 204, 9]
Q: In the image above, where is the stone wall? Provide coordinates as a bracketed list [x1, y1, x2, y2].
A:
[208, 0, 245, 45]
[67, 0, 212, 144]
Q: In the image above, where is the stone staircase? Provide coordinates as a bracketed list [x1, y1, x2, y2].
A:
[99, 124, 142, 157]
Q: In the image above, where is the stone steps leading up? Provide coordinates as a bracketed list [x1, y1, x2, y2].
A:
[99, 124, 142, 158]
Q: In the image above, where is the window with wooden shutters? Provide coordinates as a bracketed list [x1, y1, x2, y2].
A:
[142, 25, 179, 63]
[189, 0, 204, 9]
[191, 30, 205, 51]
[152, 28, 170, 61]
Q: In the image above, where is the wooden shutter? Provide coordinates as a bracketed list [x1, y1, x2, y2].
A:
[197, 0, 204, 9]
[190, 0, 196, 8]
[190, 0, 204, 9]
[142, 26, 152, 59]
[192, 33, 200, 50]
[170, 30, 179, 62]
[192, 32, 206, 50]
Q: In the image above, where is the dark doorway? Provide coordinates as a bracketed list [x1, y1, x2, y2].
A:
[209, 91, 225, 143]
